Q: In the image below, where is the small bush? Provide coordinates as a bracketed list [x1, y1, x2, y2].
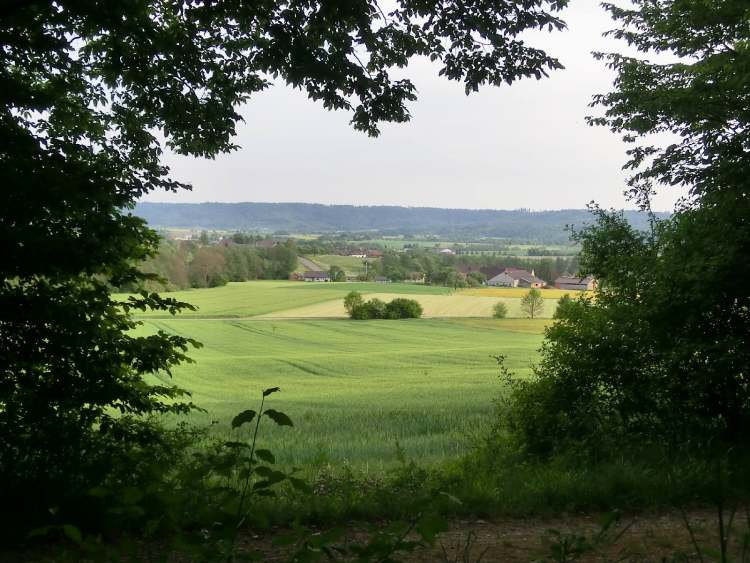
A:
[350, 297, 422, 319]
[344, 291, 363, 315]
[385, 298, 423, 319]
[492, 301, 508, 319]
[351, 298, 387, 319]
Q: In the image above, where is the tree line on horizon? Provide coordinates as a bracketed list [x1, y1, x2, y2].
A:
[134, 202, 669, 245]
[124, 235, 580, 291]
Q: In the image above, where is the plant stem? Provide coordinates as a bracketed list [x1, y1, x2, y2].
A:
[237, 393, 266, 523]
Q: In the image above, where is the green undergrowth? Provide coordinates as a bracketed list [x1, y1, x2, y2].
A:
[254, 446, 747, 528]
[9, 416, 750, 561]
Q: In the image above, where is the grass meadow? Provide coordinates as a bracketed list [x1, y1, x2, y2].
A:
[140, 317, 545, 470]
[308, 254, 375, 275]
[131, 281, 552, 472]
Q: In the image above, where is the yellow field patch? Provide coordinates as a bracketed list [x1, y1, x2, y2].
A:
[256, 292, 560, 319]
[462, 287, 588, 299]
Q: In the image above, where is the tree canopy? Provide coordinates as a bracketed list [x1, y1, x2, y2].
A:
[507, 0, 750, 458]
[0, 0, 570, 535]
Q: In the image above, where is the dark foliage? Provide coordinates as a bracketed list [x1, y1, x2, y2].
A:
[502, 0, 750, 459]
[1, 0, 570, 537]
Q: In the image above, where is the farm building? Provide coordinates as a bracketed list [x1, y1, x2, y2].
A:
[554, 275, 596, 291]
[303, 270, 331, 282]
[434, 248, 455, 255]
[487, 268, 547, 288]
[374, 276, 391, 283]
[366, 249, 383, 258]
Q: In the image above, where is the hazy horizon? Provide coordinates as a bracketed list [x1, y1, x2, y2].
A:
[139, 200, 655, 213]
[143, 3, 685, 213]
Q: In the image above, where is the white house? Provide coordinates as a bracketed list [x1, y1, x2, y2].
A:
[487, 268, 546, 288]
[303, 270, 331, 282]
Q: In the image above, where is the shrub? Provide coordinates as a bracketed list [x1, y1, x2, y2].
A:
[350, 297, 422, 320]
[492, 301, 508, 319]
[344, 291, 364, 315]
[350, 298, 387, 320]
[385, 298, 423, 319]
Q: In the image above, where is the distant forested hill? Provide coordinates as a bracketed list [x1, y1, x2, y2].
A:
[134, 202, 668, 244]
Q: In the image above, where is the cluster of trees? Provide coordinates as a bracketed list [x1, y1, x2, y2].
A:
[123, 240, 298, 291]
[344, 292, 423, 320]
[375, 248, 578, 287]
[130, 238, 577, 291]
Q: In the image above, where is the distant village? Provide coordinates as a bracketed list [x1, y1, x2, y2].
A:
[154, 230, 592, 292]
[287, 244, 594, 291]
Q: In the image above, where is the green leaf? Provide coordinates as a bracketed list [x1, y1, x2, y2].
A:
[289, 477, 312, 494]
[255, 448, 275, 464]
[263, 386, 281, 397]
[415, 513, 448, 543]
[264, 409, 293, 427]
[254, 465, 274, 478]
[224, 440, 251, 449]
[27, 526, 54, 539]
[62, 525, 83, 545]
[231, 409, 256, 429]
[253, 468, 286, 489]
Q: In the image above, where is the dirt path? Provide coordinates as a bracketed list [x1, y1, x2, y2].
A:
[244, 508, 741, 562]
[7, 508, 741, 562]
[298, 255, 324, 271]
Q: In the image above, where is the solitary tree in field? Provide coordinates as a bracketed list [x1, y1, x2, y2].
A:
[493, 301, 509, 319]
[520, 289, 545, 319]
[0, 0, 569, 533]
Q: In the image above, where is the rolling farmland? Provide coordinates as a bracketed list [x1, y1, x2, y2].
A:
[138, 317, 546, 470]
[127, 281, 561, 469]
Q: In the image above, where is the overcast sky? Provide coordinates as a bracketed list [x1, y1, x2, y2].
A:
[145, 3, 683, 212]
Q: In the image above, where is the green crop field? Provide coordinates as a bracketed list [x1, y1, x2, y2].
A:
[125, 281, 552, 471]
[139, 317, 546, 471]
